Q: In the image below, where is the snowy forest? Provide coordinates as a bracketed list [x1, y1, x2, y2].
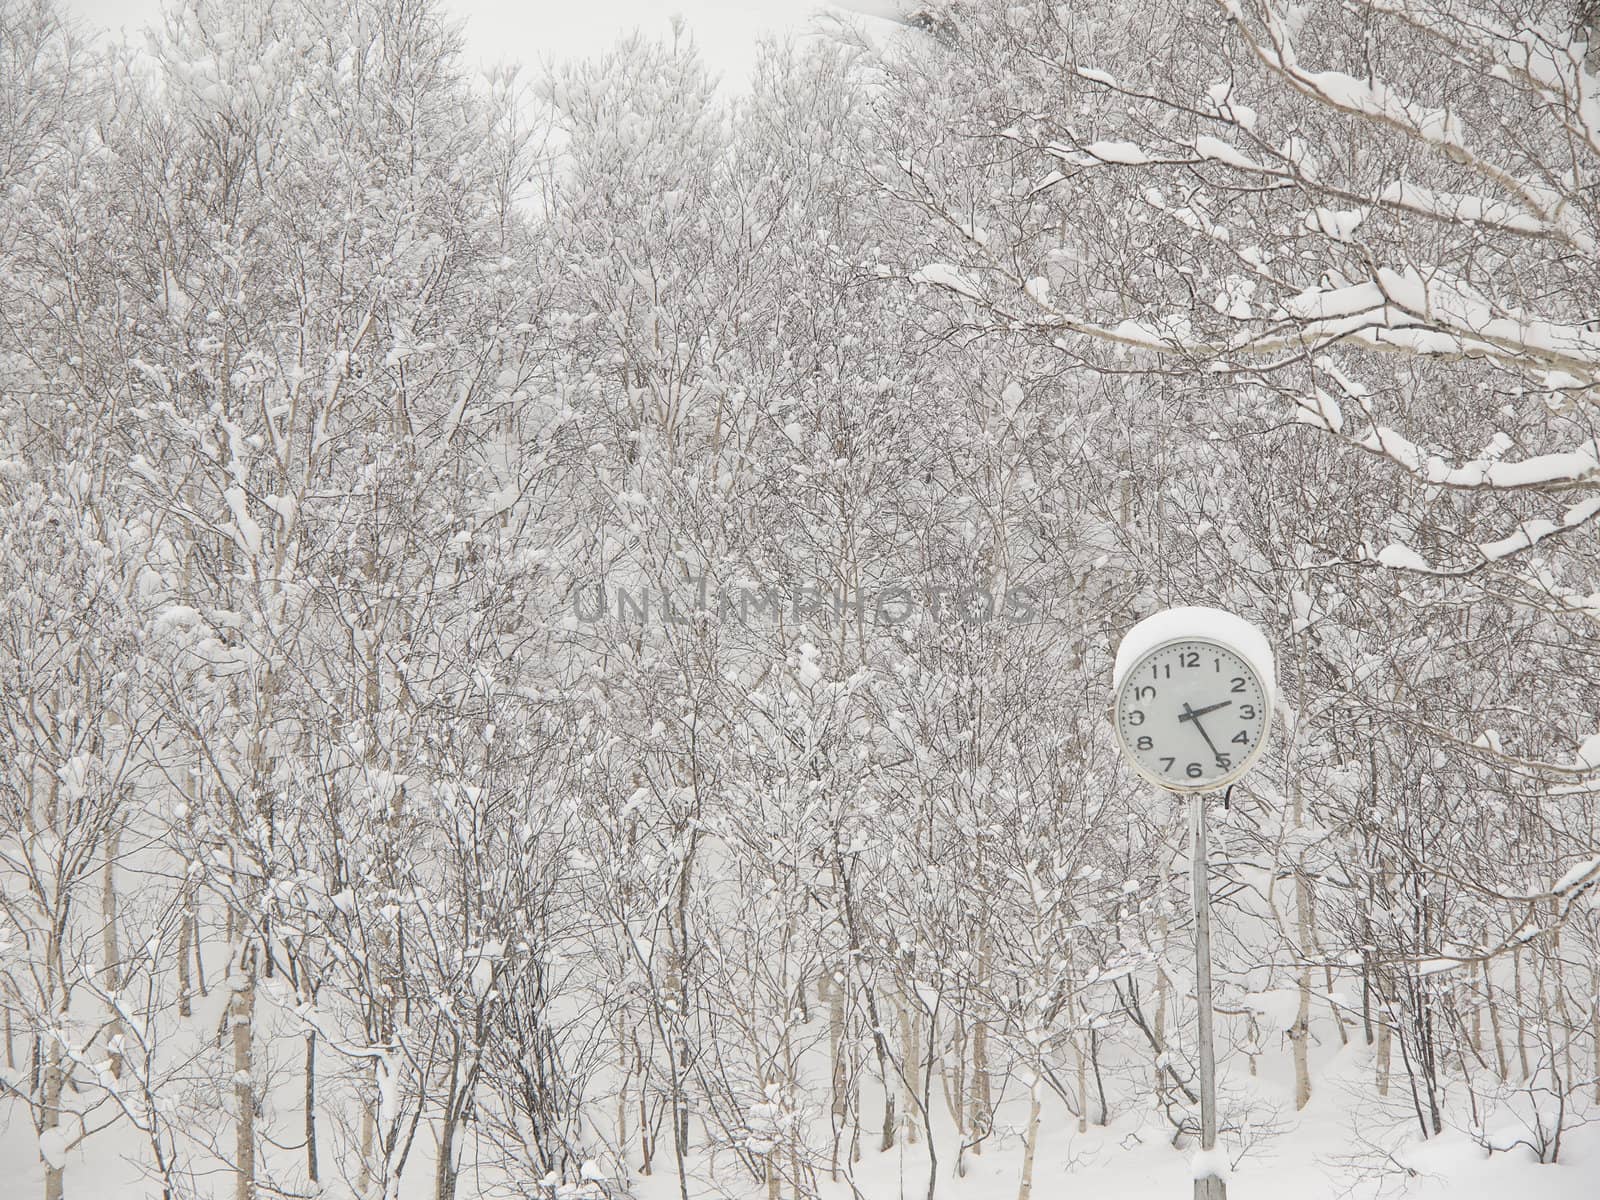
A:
[3, 0, 1600, 1197]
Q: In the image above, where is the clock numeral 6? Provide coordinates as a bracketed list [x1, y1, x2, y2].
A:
[1186, 762, 1204, 778]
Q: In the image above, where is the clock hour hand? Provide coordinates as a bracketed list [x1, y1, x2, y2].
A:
[1178, 699, 1233, 722]
[1179, 701, 1226, 762]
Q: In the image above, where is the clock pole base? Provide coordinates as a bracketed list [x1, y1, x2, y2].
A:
[1195, 1174, 1227, 1200]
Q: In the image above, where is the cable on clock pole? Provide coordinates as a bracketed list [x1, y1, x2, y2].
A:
[1191, 785, 1227, 1200]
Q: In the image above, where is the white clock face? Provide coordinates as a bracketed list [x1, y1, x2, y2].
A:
[1114, 639, 1270, 791]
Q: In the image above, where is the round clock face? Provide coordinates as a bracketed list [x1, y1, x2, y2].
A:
[1114, 639, 1270, 791]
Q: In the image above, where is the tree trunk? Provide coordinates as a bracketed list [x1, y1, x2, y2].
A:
[436, 1111, 459, 1200]
[41, 1032, 64, 1200]
[832, 841, 894, 1152]
[1075, 1033, 1089, 1132]
[1513, 947, 1530, 1081]
[177, 891, 193, 1018]
[1292, 870, 1314, 1109]
[101, 825, 123, 1079]
[829, 966, 846, 1179]
[231, 943, 257, 1200]
[969, 1013, 990, 1157]
[1592, 966, 1600, 1103]
[305, 1031, 320, 1184]
[1016, 1072, 1042, 1200]
[899, 994, 917, 1145]
[945, 1011, 966, 1142]
[193, 908, 209, 1000]
[616, 1020, 629, 1173]
[435, 1047, 474, 1200]
[42, 889, 68, 1200]
[1376, 999, 1392, 1098]
[359, 1100, 376, 1195]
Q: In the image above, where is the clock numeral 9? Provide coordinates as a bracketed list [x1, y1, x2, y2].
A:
[1127, 709, 1145, 726]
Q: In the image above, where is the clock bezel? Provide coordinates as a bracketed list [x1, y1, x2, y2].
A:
[1112, 635, 1272, 794]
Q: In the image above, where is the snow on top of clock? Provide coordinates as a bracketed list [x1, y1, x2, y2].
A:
[1113, 606, 1275, 701]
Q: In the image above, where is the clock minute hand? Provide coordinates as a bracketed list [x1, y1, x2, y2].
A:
[1179, 701, 1225, 761]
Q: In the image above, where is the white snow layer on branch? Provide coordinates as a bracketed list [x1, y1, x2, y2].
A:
[910, 262, 984, 301]
[1374, 494, 1600, 573]
[1378, 180, 1544, 233]
[1479, 496, 1600, 560]
[1081, 139, 1153, 164]
[223, 485, 263, 557]
[1278, 267, 1600, 376]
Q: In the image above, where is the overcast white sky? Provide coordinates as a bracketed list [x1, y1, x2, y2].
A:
[62, 0, 910, 92]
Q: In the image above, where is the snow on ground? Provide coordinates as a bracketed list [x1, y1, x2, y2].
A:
[8, 959, 1595, 1200]
[615, 1041, 1600, 1200]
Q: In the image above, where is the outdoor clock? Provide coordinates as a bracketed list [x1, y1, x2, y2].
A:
[1111, 606, 1276, 793]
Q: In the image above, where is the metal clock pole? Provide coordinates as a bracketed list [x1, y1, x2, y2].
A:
[1190, 788, 1225, 1200]
[1112, 607, 1274, 1200]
